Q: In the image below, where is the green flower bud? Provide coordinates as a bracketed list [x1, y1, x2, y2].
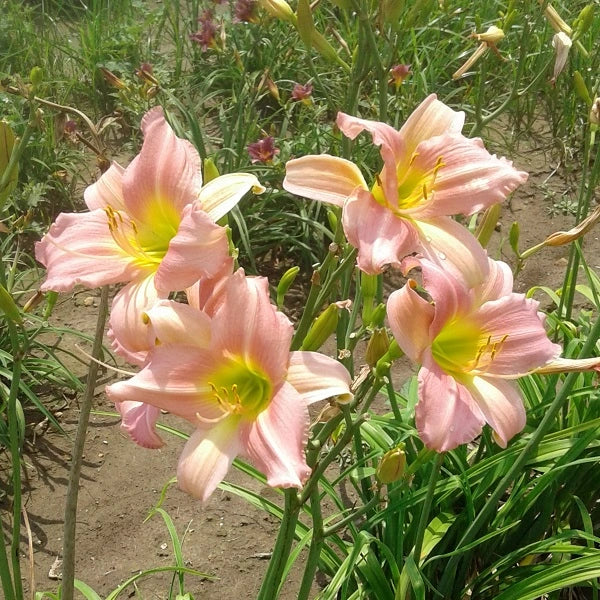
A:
[203, 158, 220, 183]
[573, 71, 592, 106]
[361, 273, 378, 299]
[0, 283, 22, 324]
[369, 303, 387, 328]
[376, 444, 406, 484]
[301, 303, 339, 351]
[0, 121, 18, 205]
[259, 0, 296, 23]
[365, 328, 390, 368]
[574, 5, 595, 38]
[277, 266, 300, 308]
[475, 203, 501, 247]
[30, 66, 43, 90]
[509, 221, 520, 257]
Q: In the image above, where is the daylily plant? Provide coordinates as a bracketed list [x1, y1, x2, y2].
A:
[107, 269, 353, 502]
[36, 107, 264, 364]
[386, 257, 562, 451]
[284, 94, 528, 286]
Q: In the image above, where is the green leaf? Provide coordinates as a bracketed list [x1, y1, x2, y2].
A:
[0, 121, 18, 204]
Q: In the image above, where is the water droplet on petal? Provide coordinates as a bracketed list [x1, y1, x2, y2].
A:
[449, 425, 455, 432]
[425, 236, 432, 243]
[438, 252, 446, 260]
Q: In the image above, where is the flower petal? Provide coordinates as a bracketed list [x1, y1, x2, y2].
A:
[286, 351, 353, 404]
[476, 258, 513, 304]
[84, 162, 126, 211]
[416, 352, 485, 451]
[211, 270, 293, 384]
[144, 299, 212, 347]
[154, 205, 231, 292]
[473, 293, 562, 376]
[185, 263, 233, 317]
[106, 345, 223, 422]
[414, 216, 489, 289]
[342, 189, 419, 274]
[238, 381, 311, 489]
[177, 418, 242, 503]
[398, 94, 465, 158]
[198, 172, 266, 222]
[283, 155, 368, 207]
[122, 107, 202, 223]
[35, 210, 144, 292]
[534, 356, 600, 374]
[404, 134, 528, 219]
[115, 401, 164, 449]
[108, 275, 165, 365]
[387, 280, 435, 362]
[467, 376, 526, 447]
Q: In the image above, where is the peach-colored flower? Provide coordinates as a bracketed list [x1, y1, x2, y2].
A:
[284, 94, 528, 286]
[107, 270, 353, 502]
[387, 257, 561, 451]
[36, 108, 264, 364]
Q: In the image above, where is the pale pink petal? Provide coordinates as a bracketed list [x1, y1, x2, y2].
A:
[211, 270, 293, 385]
[467, 376, 526, 447]
[416, 352, 485, 451]
[35, 210, 145, 292]
[185, 263, 234, 317]
[198, 173, 265, 222]
[177, 418, 242, 503]
[342, 189, 419, 275]
[283, 155, 368, 207]
[476, 258, 513, 304]
[115, 401, 164, 449]
[286, 352, 353, 404]
[336, 113, 404, 205]
[106, 345, 223, 423]
[108, 276, 165, 366]
[84, 162, 126, 211]
[398, 94, 465, 158]
[144, 299, 212, 348]
[154, 205, 231, 292]
[472, 294, 562, 376]
[414, 216, 489, 289]
[402, 134, 528, 219]
[122, 107, 202, 223]
[387, 280, 435, 362]
[238, 381, 310, 489]
[403, 257, 472, 339]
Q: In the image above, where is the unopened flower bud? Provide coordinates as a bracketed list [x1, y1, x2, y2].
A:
[365, 328, 390, 368]
[542, 2, 572, 35]
[543, 206, 600, 248]
[100, 67, 127, 90]
[277, 266, 300, 308]
[203, 157, 220, 183]
[30, 66, 43, 90]
[376, 445, 406, 484]
[369, 303, 387, 328]
[266, 77, 280, 102]
[573, 71, 592, 105]
[361, 273, 378, 300]
[471, 25, 504, 44]
[301, 303, 339, 351]
[573, 5, 595, 38]
[551, 31, 572, 85]
[259, 0, 295, 22]
[0, 283, 22, 324]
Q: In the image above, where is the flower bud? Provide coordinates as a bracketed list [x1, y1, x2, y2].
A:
[361, 273, 378, 300]
[99, 67, 128, 90]
[573, 71, 592, 105]
[301, 303, 339, 351]
[30, 66, 43, 91]
[376, 445, 406, 484]
[543, 3, 572, 35]
[550, 31, 572, 85]
[259, 0, 295, 22]
[369, 303, 387, 328]
[574, 5, 594, 38]
[277, 266, 300, 308]
[471, 25, 504, 44]
[543, 205, 600, 247]
[365, 328, 390, 368]
[0, 121, 18, 204]
[203, 157, 220, 183]
[476, 203, 501, 247]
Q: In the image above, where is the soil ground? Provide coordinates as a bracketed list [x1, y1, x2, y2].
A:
[2, 126, 600, 600]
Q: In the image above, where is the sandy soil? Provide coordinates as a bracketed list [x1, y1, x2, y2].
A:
[2, 126, 599, 599]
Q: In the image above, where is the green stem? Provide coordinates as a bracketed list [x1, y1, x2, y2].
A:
[323, 492, 381, 537]
[61, 286, 109, 600]
[411, 453, 444, 567]
[296, 487, 323, 600]
[0, 517, 15, 600]
[256, 489, 300, 600]
[438, 311, 600, 596]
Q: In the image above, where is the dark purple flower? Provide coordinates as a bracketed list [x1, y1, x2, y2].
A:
[234, 0, 258, 23]
[389, 64, 412, 89]
[291, 82, 313, 103]
[190, 10, 218, 51]
[248, 136, 280, 164]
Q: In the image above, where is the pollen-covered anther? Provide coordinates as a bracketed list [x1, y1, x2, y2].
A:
[472, 333, 509, 370]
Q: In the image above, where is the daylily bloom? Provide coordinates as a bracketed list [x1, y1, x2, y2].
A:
[291, 82, 313, 104]
[234, 0, 259, 23]
[248, 136, 280, 164]
[106, 270, 353, 502]
[36, 107, 264, 364]
[389, 64, 411, 90]
[190, 10, 219, 52]
[284, 94, 528, 286]
[387, 257, 562, 451]
[551, 31, 572, 85]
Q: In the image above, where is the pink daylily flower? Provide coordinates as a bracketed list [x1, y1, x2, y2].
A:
[387, 257, 561, 451]
[283, 94, 528, 286]
[36, 107, 264, 364]
[106, 269, 353, 502]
